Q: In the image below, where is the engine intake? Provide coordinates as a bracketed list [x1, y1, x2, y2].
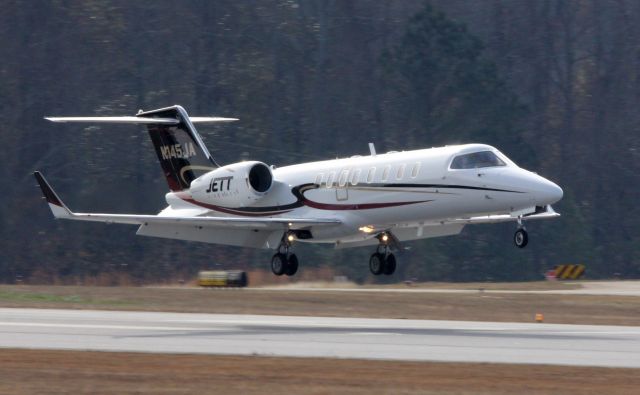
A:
[248, 162, 272, 193]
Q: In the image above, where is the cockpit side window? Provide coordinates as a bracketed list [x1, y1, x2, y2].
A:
[450, 151, 506, 169]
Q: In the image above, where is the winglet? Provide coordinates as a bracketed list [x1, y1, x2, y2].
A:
[34, 171, 73, 218]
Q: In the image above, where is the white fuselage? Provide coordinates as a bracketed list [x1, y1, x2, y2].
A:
[164, 144, 563, 247]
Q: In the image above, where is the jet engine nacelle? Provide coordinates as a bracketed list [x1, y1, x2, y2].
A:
[189, 161, 273, 207]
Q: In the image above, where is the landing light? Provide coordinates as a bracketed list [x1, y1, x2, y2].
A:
[359, 226, 375, 233]
[287, 234, 295, 242]
[381, 234, 389, 242]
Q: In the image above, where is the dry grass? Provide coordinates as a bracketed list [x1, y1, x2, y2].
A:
[0, 349, 637, 395]
[369, 280, 583, 291]
[270, 280, 583, 291]
[1, 284, 640, 325]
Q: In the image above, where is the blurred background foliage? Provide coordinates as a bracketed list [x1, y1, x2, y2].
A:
[1, 0, 638, 284]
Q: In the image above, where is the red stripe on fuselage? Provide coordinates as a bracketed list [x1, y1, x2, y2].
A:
[176, 195, 293, 217]
[175, 192, 431, 216]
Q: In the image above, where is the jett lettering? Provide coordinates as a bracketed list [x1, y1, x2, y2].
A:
[206, 176, 233, 193]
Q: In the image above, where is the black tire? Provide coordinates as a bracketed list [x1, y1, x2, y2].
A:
[369, 253, 385, 275]
[383, 253, 396, 275]
[514, 228, 528, 248]
[238, 271, 248, 287]
[285, 254, 299, 276]
[271, 253, 287, 276]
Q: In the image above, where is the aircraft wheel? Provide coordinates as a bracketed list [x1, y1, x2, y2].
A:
[369, 253, 385, 275]
[383, 253, 396, 275]
[285, 254, 299, 276]
[271, 253, 287, 276]
[514, 228, 528, 248]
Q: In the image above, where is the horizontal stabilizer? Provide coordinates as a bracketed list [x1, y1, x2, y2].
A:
[45, 116, 238, 124]
[45, 116, 179, 124]
[34, 172, 340, 230]
[46, 105, 237, 192]
[189, 117, 239, 123]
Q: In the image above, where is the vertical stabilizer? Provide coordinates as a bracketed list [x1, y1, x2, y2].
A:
[139, 105, 218, 191]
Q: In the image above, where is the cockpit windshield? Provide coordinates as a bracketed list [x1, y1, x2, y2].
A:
[450, 151, 506, 169]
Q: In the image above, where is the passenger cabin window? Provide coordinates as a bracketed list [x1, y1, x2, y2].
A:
[411, 162, 421, 178]
[396, 164, 406, 180]
[367, 167, 376, 183]
[450, 151, 506, 169]
[381, 165, 391, 182]
[338, 170, 349, 187]
[350, 169, 361, 186]
[326, 172, 335, 188]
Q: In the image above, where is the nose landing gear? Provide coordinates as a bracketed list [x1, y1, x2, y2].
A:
[369, 232, 397, 275]
[514, 228, 528, 248]
[514, 217, 529, 248]
[271, 232, 299, 276]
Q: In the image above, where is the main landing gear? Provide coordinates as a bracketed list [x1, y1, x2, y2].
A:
[369, 232, 397, 276]
[271, 233, 299, 276]
[514, 217, 529, 248]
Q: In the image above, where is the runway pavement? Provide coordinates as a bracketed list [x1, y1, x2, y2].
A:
[1, 308, 639, 368]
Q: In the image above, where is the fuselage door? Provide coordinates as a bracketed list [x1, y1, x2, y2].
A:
[336, 169, 349, 201]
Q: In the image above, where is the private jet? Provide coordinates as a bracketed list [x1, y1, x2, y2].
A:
[35, 105, 563, 277]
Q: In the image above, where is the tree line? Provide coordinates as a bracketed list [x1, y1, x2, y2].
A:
[1, 0, 638, 284]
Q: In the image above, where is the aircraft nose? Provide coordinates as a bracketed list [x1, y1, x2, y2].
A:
[536, 177, 563, 205]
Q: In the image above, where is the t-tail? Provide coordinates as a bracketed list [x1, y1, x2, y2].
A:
[139, 106, 219, 191]
[45, 105, 237, 191]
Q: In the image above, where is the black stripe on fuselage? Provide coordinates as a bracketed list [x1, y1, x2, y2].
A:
[375, 183, 524, 193]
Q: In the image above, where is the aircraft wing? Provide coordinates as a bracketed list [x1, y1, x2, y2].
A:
[448, 205, 560, 225]
[338, 205, 559, 249]
[34, 172, 340, 230]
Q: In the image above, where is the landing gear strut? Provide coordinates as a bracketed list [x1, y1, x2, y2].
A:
[369, 233, 397, 276]
[271, 232, 299, 276]
[514, 217, 528, 248]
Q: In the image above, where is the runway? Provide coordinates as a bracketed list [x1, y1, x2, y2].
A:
[1, 308, 639, 368]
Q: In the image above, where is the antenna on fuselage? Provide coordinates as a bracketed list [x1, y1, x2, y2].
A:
[368, 143, 376, 156]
